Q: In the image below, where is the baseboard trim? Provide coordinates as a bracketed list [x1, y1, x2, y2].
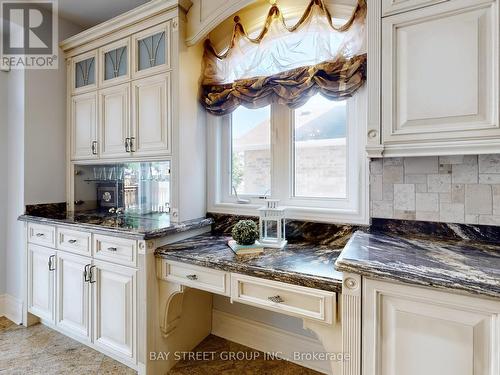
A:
[0, 294, 23, 324]
[211, 309, 330, 374]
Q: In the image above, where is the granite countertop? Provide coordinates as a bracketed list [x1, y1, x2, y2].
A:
[336, 230, 500, 299]
[156, 234, 343, 292]
[18, 205, 213, 240]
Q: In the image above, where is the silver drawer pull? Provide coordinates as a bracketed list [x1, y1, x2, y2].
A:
[68, 239, 78, 244]
[186, 274, 198, 281]
[36, 233, 45, 237]
[268, 295, 284, 303]
[107, 247, 118, 252]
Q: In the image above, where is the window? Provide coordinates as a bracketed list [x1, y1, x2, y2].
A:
[205, 0, 368, 224]
[293, 95, 347, 199]
[231, 105, 271, 197]
[209, 90, 368, 224]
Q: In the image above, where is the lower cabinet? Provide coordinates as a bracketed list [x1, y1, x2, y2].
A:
[27, 236, 137, 367]
[28, 244, 56, 322]
[55, 251, 91, 342]
[93, 260, 136, 361]
[363, 279, 500, 375]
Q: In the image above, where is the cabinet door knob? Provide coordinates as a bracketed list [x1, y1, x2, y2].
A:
[107, 247, 118, 252]
[68, 239, 77, 244]
[125, 138, 131, 152]
[267, 295, 284, 303]
[36, 233, 45, 237]
[186, 274, 198, 281]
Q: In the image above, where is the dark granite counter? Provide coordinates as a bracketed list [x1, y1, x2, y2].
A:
[156, 234, 343, 292]
[18, 204, 213, 240]
[336, 230, 500, 299]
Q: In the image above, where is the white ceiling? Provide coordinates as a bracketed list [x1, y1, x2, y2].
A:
[58, 0, 151, 28]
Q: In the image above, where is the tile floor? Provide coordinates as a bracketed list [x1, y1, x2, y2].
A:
[0, 317, 136, 375]
[170, 334, 322, 375]
[0, 317, 321, 375]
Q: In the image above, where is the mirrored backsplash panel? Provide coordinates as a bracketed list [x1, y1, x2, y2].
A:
[74, 161, 170, 215]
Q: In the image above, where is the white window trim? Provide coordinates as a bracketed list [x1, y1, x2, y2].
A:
[206, 88, 369, 225]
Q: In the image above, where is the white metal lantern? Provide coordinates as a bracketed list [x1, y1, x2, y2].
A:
[258, 199, 287, 249]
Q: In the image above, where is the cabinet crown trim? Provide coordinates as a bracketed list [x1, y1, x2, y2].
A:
[60, 0, 190, 53]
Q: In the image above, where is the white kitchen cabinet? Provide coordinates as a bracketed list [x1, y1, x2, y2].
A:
[363, 279, 500, 375]
[55, 251, 91, 343]
[132, 22, 170, 79]
[72, 51, 98, 95]
[99, 83, 131, 159]
[28, 244, 56, 322]
[378, 0, 499, 156]
[25, 224, 140, 369]
[381, 0, 448, 16]
[99, 38, 131, 88]
[131, 74, 171, 156]
[92, 260, 136, 362]
[71, 92, 98, 160]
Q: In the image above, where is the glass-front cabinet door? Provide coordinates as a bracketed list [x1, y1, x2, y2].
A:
[72, 51, 97, 94]
[99, 38, 130, 87]
[132, 22, 170, 78]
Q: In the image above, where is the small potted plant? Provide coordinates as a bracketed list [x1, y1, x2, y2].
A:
[228, 220, 263, 255]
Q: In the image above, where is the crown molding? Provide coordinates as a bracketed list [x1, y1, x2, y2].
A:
[60, 0, 192, 53]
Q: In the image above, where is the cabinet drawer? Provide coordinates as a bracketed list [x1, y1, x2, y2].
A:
[57, 228, 91, 256]
[94, 235, 136, 267]
[231, 274, 335, 324]
[28, 223, 56, 248]
[161, 260, 229, 296]
[382, 0, 448, 16]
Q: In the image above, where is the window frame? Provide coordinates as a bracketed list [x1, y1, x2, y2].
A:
[207, 88, 369, 225]
[221, 105, 273, 204]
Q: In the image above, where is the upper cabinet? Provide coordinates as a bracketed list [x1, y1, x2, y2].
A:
[381, 0, 448, 16]
[368, 0, 499, 157]
[71, 92, 98, 161]
[131, 74, 171, 156]
[67, 22, 173, 161]
[73, 51, 98, 94]
[99, 38, 130, 87]
[132, 22, 170, 79]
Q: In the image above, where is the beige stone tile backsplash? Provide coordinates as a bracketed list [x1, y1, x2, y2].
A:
[370, 155, 500, 225]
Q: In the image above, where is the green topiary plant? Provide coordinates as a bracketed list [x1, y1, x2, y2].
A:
[231, 220, 259, 245]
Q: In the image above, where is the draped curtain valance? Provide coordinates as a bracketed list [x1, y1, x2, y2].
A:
[201, 0, 367, 116]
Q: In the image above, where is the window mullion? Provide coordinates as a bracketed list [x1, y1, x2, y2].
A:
[271, 103, 291, 202]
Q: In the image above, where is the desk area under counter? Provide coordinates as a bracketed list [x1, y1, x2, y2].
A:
[156, 234, 343, 322]
[154, 233, 350, 375]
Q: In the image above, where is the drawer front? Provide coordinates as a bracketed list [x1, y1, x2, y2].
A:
[94, 235, 137, 267]
[57, 228, 91, 256]
[28, 223, 56, 248]
[231, 274, 335, 324]
[382, 0, 448, 16]
[162, 260, 229, 296]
